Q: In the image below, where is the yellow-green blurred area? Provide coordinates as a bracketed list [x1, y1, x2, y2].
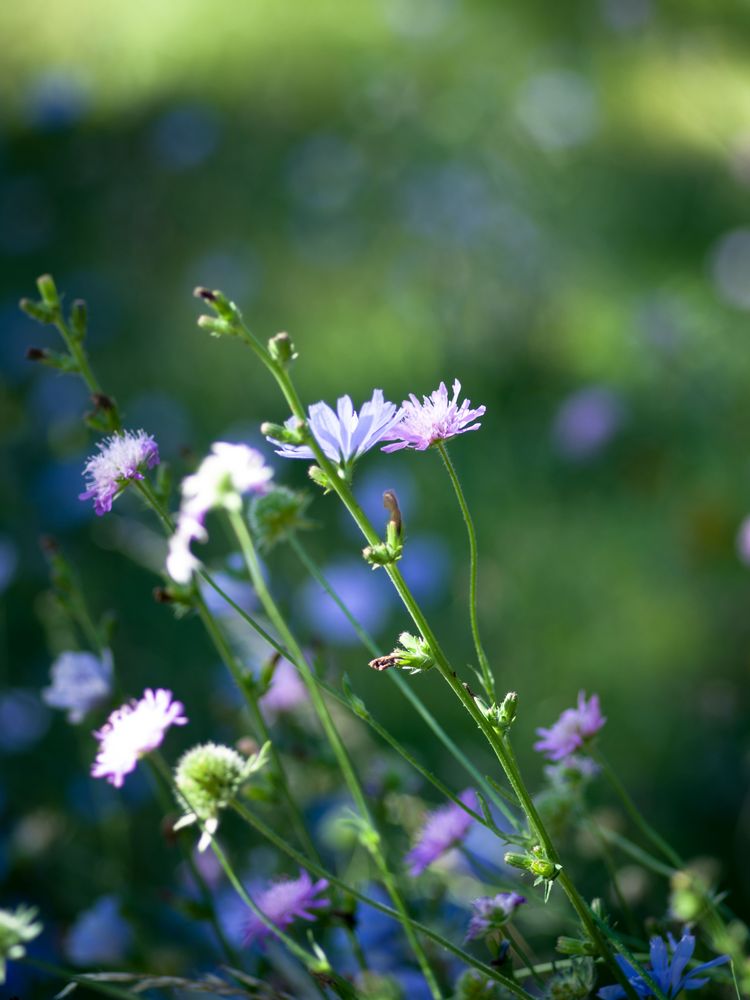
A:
[2, 0, 750, 964]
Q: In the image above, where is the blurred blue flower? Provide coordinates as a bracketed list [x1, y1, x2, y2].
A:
[200, 570, 256, 618]
[0, 690, 50, 754]
[29, 369, 89, 427]
[597, 932, 728, 998]
[300, 558, 394, 644]
[65, 896, 132, 965]
[149, 106, 221, 171]
[0, 536, 19, 594]
[552, 386, 625, 461]
[399, 534, 450, 605]
[710, 228, 750, 311]
[23, 71, 89, 130]
[42, 649, 114, 724]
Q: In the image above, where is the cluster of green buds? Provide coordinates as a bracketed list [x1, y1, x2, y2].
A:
[0, 904, 43, 984]
[505, 844, 562, 900]
[250, 486, 312, 551]
[453, 969, 509, 999]
[481, 691, 518, 734]
[260, 417, 308, 448]
[173, 741, 270, 851]
[368, 632, 435, 675]
[362, 491, 404, 569]
[194, 286, 243, 338]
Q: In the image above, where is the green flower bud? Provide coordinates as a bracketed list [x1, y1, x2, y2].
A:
[197, 313, 235, 338]
[174, 741, 269, 850]
[454, 969, 510, 999]
[250, 486, 312, 551]
[36, 273, 59, 308]
[308, 464, 334, 492]
[268, 331, 298, 367]
[556, 936, 597, 957]
[0, 904, 43, 984]
[368, 632, 434, 675]
[19, 297, 56, 324]
[362, 490, 405, 569]
[70, 299, 88, 341]
[544, 958, 595, 999]
[496, 691, 518, 728]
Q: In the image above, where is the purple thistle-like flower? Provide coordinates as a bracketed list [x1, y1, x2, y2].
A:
[267, 390, 402, 465]
[42, 649, 113, 724]
[597, 932, 729, 998]
[382, 379, 486, 453]
[465, 892, 526, 942]
[405, 789, 478, 876]
[243, 869, 330, 946]
[166, 443, 273, 584]
[91, 688, 187, 788]
[534, 691, 606, 762]
[79, 430, 159, 515]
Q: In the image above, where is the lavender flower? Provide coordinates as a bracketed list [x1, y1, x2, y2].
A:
[382, 380, 485, 452]
[65, 896, 132, 965]
[267, 390, 401, 465]
[597, 932, 729, 998]
[167, 443, 272, 584]
[534, 692, 606, 762]
[91, 688, 187, 788]
[260, 658, 307, 719]
[42, 650, 113, 723]
[405, 789, 478, 876]
[243, 870, 330, 946]
[552, 386, 624, 461]
[465, 892, 526, 941]
[79, 430, 159, 515]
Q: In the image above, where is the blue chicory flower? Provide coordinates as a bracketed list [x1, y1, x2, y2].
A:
[597, 932, 729, 998]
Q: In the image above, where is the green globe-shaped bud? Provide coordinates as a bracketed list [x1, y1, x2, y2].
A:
[250, 486, 312, 551]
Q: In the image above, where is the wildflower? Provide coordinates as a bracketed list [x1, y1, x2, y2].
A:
[166, 443, 272, 584]
[552, 386, 624, 461]
[173, 741, 269, 851]
[597, 932, 729, 998]
[465, 892, 526, 942]
[266, 390, 401, 466]
[42, 649, 113, 723]
[382, 379, 485, 452]
[534, 691, 606, 762]
[243, 870, 330, 946]
[405, 789, 478, 875]
[79, 429, 159, 515]
[301, 558, 393, 644]
[544, 755, 600, 786]
[250, 486, 312, 551]
[0, 904, 43, 983]
[91, 688, 187, 788]
[65, 896, 132, 965]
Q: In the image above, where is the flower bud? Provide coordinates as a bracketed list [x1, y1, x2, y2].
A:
[362, 490, 404, 569]
[19, 298, 56, 324]
[368, 632, 434, 675]
[261, 419, 307, 445]
[197, 314, 235, 338]
[504, 845, 561, 883]
[36, 273, 59, 308]
[0, 903, 43, 980]
[193, 286, 237, 322]
[308, 464, 333, 492]
[70, 299, 88, 340]
[250, 486, 312, 551]
[496, 691, 518, 728]
[268, 331, 298, 367]
[556, 936, 597, 957]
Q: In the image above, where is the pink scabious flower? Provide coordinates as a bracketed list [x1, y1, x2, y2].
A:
[405, 788, 478, 876]
[243, 870, 329, 946]
[91, 688, 187, 788]
[79, 430, 159, 515]
[267, 390, 402, 466]
[466, 892, 526, 942]
[382, 379, 485, 453]
[166, 443, 273, 584]
[534, 691, 606, 762]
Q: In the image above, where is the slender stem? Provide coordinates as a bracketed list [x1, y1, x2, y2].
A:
[53, 315, 122, 432]
[595, 826, 676, 879]
[228, 508, 444, 1000]
[290, 536, 521, 832]
[594, 750, 682, 869]
[21, 958, 139, 999]
[436, 441, 495, 701]
[228, 319, 640, 1000]
[232, 801, 535, 1000]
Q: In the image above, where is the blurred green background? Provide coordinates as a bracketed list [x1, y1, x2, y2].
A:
[2, 0, 750, 980]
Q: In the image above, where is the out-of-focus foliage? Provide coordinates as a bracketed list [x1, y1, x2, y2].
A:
[1, 0, 750, 993]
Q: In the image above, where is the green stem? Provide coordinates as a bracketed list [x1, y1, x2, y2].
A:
[228, 508, 444, 1000]
[53, 315, 122, 433]
[218, 309, 640, 999]
[232, 801, 535, 1000]
[290, 535, 521, 832]
[21, 958, 140, 999]
[436, 441, 495, 701]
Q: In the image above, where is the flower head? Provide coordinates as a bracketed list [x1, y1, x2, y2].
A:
[166, 443, 273, 584]
[65, 896, 132, 966]
[174, 741, 269, 851]
[260, 658, 307, 719]
[42, 650, 113, 724]
[0, 904, 43, 984]
[597, 932, 729, 998]
[405, 789, 478, 876]
[267, 390, 401, 466]
[79, 430, 159, 515]
[244, 870, 330, 946]
[91, 688, 187, 788]
[534, 691, 606, 762]
[465, 892, 526, 942]
[382, 380, 485, 452]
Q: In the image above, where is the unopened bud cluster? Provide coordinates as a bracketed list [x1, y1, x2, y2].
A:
[505, 844, 561, 886]
[369, 632, 434, 675]
[250, 486, 311, 551]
